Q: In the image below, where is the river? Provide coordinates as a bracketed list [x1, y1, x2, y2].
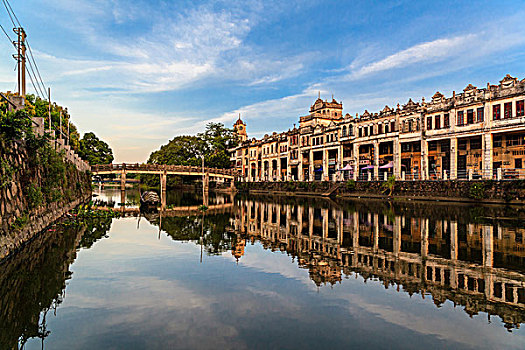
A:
[1, 188, 525, 349]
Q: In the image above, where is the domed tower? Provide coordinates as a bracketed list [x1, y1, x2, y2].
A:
[233, 114, 247, 142]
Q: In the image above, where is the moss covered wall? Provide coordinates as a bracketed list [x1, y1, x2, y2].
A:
[0, 137, 91, 259]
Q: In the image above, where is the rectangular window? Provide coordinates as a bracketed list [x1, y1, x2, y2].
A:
[504, 102, 512, 119]
[384, 124, 389, 133]
[370, 126, 374, 136]
[477, 107, 484, 122]
[435, 115, 441, 129]
[467, 109, 474, 124]
[457, 111, 464, 126]
[359, 128, 362, 137]
[391, 121, 396, 132]
[493, 135, 502, 148]
[493, 104, 501, 120]
[427, 116, 432, 130]
[364, 128, 368, 137]
[517, 100, 524, 117]
[444, 113, 450, 127]
[378, 124, 383, 134]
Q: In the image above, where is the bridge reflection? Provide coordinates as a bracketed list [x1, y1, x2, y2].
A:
[229, 197, 525, 330]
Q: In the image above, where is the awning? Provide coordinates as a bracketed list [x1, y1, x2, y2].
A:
[339, 164, 353, 171]
[314, 167, 323, 172]
[380, 161, 394, 169]
[362, 165, 374, 170]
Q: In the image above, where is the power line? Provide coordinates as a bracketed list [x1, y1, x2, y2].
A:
[0, 22, 15, 47]
[1, 0, 15, 28]
[3, 0, 20, 27]
[26, 41, 47, 95]
[26, 58, 45, 97]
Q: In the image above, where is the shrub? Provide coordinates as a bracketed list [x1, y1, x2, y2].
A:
[346, 179, 356, 191]
[27, 183, 44, 209]
[468, 182, 485, 200]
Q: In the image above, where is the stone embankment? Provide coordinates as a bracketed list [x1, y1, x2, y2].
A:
[237, 180, 525, 204]
[0, 137, 91, 260]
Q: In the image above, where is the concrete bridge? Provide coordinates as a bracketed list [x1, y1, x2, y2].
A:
[91, 163, 238, 193]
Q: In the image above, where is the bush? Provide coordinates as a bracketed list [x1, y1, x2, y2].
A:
[468, 182, 485, 200]
[27, 183, 44, 209]
[0, 109, 32, 140]
[346, 179, 356, 191]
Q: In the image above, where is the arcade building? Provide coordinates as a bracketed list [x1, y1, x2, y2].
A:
[230, 75, 525, 181]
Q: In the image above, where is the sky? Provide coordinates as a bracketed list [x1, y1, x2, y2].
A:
[1, 0, 524, 162]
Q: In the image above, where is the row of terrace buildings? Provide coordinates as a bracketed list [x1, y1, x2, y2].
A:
[229, 74, 525, 181]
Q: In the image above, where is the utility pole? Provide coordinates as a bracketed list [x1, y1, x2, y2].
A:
[13, 28, 26, 97]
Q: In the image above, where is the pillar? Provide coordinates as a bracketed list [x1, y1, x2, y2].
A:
[373, 213, 379, 252]
[373, 142, 379, 180]
[309, 150, 314, 182]
[337, 145, 343, 182]
[160, 171, 167, 193]
[323, 149, 329, 181]
[120, 170, 126, 191]
[450, 137, 457, 180]
[298, 151, 304, 181]
[483, 133, 493, 179]
[450, 221, 458, 260]
[421, 139, 428, 180]
[421, 218, 429, 259]
[483, 225, 493, 268]
[322, 208, 329, 239]
[393, 215, 401, 257]
[203, 173, 209, 206]
[394, 139, 401, 179]
[353, 143, 359, 181]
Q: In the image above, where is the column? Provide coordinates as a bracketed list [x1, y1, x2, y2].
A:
[450, 137, 458, 180]
[323, 149, 329, 181]
[322, 208, 329, 239]
[353, 143, 359, 181]
[394, 139, 401, 179]
[373, 142, 379, 180]
[483, 225, 493, 268]
[421, 139, 428, 180]
[308, 151, 313, 182]
[421, 218, 429, 258]
[393, 216, 401, 257]
[373, 213, 379, 252]
[337, 145, 343, 182]
[277, 158, 281, 181]
[120, 170, 126, 191]
[450, 221, 458, 260]
[483, 133, 493, 179]
[203, 173, 209, 206]
[298, 151, 304, 181]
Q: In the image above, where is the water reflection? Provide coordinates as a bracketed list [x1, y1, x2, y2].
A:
[230, 197, 525, 330]
[1, 192, 525, 349]
[0, 217, 112, 349]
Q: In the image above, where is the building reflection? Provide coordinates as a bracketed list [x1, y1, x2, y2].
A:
[229, 198, 525, 330]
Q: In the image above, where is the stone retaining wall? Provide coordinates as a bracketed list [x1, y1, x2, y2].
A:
[0, 137, 91, 260]
[237, 180, 525, 204]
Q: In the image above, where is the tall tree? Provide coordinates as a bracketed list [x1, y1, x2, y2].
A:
[78, 132, 114, 165]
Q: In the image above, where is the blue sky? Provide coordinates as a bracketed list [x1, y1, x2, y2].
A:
[1, 0, 524, 162]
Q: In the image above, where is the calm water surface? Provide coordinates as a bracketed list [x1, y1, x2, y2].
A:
[1, 189, 525, 349]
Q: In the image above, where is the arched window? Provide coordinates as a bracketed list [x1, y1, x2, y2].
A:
[342, 126, 347, 137]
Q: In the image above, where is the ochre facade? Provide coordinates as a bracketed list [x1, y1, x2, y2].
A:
[230, 75, 525, 181]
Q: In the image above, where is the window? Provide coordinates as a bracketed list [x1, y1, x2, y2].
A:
[364, 128, 368, 137]
[378, 124, 383, 134]
[477, 107, 484, 122]
[493, 104, 501, 120]
[493, 135, 502, 148]
[408, 120, 413, 132]
[369, 126, 374, 136]
[467, 109, 474, 124]
[401, 143, 410, 152]
[342, 126, 347, 137]
[428, 142, 437, 151]
[504, 102, 512, 119]
[457, 111, 464, 126]
[384, 124, 389, 133]
[435, 115, 441, 129]
[517, 100, 525, 117]
[427, 116, 433, 130]
[359, 128, 362, 137]
[391, 121, 396, 132]
[444, 113, 450, 127]
[458, 139, 468, 150]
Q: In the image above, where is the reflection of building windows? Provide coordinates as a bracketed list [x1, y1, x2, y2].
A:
[493, 135, 502, 148]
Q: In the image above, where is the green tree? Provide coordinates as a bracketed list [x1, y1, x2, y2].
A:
[78, 132, 114, 165]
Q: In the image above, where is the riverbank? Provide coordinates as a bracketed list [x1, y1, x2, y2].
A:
[236, 180, 525, 205]
[0, 137, 92, 260]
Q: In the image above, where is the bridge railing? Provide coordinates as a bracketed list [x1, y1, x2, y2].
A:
[92, 163, 239, 177]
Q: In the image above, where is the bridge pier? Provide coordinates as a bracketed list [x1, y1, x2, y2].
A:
[203, 173, 209, 206]
[160, 171, 167, 210]
[120, 170, 126, 191]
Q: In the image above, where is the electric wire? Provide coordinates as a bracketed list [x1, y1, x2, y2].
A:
[1, 0, 15, 28]
[3, 0, 20, 27]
